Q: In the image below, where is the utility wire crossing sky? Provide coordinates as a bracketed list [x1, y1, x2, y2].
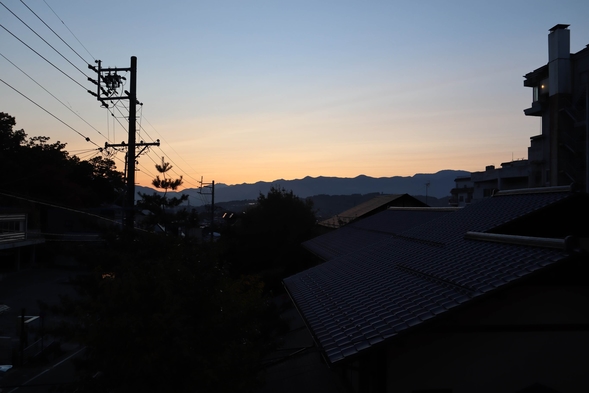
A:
[2, 0, 589, 190]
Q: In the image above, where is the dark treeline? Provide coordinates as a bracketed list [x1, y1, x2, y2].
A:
[1, 112, 318, 392]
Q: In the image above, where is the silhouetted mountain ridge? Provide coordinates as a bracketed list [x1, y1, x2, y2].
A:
[136, 170, 468, 206]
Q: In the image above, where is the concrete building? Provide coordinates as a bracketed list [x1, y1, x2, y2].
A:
[452, 24, 589, 206]
[451, 160, 529, 206]
[524, 24, 589, 190]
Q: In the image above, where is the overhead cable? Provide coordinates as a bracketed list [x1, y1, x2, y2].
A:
[0, 77, 99, 147]
[42, 0, 95, 61]
[20, 0, 91, 64]
[0, 1, 90, 79]
[0, 52, 110, 142]
[142, 114, 203, 184]
[0, 22, 87, 91]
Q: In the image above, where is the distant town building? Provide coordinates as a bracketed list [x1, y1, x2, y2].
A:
[451, 160, 529, 206]
[451, 24, 589, 206]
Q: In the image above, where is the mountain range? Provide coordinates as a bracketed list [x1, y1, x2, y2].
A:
[136, 170, 468, 206]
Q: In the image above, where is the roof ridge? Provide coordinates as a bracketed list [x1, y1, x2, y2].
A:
[387, 207, 460, 212]
[465, 231, 574, 250]
[493, 185, 573, 197]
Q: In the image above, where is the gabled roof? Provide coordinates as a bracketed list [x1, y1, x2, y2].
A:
[284, 187, 586, 365]
[304, 207, 457, 261]
[318, 194, 426, 229]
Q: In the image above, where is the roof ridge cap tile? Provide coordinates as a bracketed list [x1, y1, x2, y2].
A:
[493, 185, 572, 196]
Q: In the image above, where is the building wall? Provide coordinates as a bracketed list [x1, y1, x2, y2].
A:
[525, 25, 589, 190]
[468, 161, 529, 202]
[450, 177, 472, 207]
[386, 328, 587, 393]
[384, 262, 589, 393]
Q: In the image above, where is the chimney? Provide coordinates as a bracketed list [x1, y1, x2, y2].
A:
[548, 24, 571, 96]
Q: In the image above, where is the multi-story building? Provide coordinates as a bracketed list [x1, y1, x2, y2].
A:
[452, 24, 589, 206]
[451, 160, 529, 206]
[524, 24, 589, 190]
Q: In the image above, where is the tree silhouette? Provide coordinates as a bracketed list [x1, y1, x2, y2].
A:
[152, 157, 184, 198]
[0, 112, 124, 208]
[222, 187, 317, 287]
[137, 157, 189, 232]
[47, 233, 273, 392]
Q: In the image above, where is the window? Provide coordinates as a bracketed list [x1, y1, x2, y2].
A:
[533, 80, 549, 102]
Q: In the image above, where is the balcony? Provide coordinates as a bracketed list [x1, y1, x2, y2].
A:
[524, 100, 545, 116]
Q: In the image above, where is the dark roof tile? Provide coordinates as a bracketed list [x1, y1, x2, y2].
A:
[305, 209, 453, 260]
[285, 191, 576, 363]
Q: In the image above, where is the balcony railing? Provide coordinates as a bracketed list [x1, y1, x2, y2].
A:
[0, 214, 26, 243]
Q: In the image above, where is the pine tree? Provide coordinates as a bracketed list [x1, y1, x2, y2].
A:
[137, 157, 190, 232]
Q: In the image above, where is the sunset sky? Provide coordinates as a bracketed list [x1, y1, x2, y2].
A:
[2, 1, 589, 189]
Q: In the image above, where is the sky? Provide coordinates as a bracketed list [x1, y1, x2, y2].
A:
[2, 1, 589, 190]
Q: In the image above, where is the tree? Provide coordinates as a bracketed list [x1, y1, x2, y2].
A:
[0, 112, 124, 208]
[137, 157, 190, 232]
[222, 187, 317, 286]
[48, 234, 276, 392]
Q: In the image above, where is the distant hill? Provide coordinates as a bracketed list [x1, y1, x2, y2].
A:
[136, 170, 468, 207]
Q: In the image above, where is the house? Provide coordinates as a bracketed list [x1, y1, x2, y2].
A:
[0, 211, 44, 271]
[304, 207, 457, 261]
[319, 194, 428, 229]
[283, 186, 589, 392]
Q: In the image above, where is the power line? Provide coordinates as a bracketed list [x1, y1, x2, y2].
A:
[141, 114, 203, 184]
[0, 22, 87, 91]
[0, 51, 110, 142]
[0, 1, 90, 79]
[5, 2, 206, 196]
[0, 191, 153, 234]
[144, 149, 199, 188]
[0, 77, 99, 147]
[20, 0, 91, 65]
[112, 96, 202, 190]
[119, 100, 201, 186]
[42, 0, 95, 61]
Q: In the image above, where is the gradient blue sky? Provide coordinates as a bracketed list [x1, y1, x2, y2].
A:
[2, 1, 589, 189]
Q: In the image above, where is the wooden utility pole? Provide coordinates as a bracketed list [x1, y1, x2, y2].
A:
[199, 178, 215, 241]
[126, 56, 137, 229]
[88, 56, 159, 229]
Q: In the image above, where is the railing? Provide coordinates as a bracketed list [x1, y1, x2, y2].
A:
[0, 214, 27, 243]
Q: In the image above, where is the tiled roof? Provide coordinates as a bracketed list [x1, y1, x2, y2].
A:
[318, 194, 422, 229]
[284, 189, 578, 364]
[303, 208, 455, 260]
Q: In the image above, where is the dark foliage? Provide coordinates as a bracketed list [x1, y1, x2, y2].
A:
[0, 112, 125, 208]
[49, 234, 279, 392]
[221, 187, 318, 288]
[2, 112, 286, 392]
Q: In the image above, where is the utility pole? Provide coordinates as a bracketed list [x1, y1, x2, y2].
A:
[88, 56, 159, 229]
[425, 182, 430, 206]
[199, 178, 215, 241]
[127, 56, 137, 228]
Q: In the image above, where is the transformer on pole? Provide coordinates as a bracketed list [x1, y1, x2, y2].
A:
[88, 56, 159, 229]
